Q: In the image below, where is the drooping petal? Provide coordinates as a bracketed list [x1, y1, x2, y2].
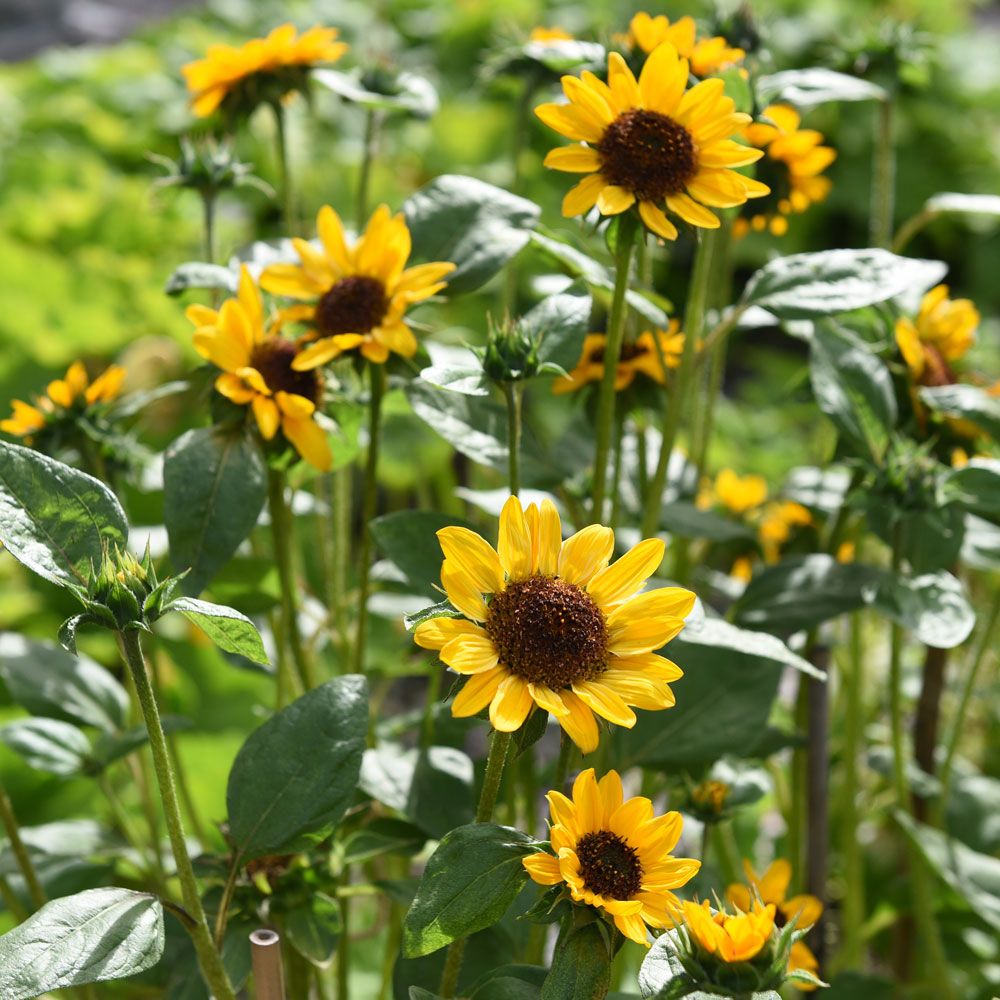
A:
[437, 526, 504, 595]
[451, 668, 503, 717]
[489, 674, 535, 731]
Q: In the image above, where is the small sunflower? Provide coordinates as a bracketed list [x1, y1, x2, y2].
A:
[1, 361, 125, 439]
[758, 500, 812, 563]
[536, 44, 767, 241]
[260, 204, 455, 368]
[710, 468, 768, 515]
[182, 23, 348, 118]
[413, 495, 694, 752]
[627, 12, 745, 77]
[530, 27, 574, 42]
[186, 265, 332, 471]
[553, 323, 686, 395]
[522, 768, 700, 945]
[679, 898, 776, 963]
[727, 859, 823, 990]
[734, 105, 836, 238]
[895, 284, 979, 387]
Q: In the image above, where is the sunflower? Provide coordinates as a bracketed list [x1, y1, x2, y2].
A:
[758, 500, 812, 563]
[413, 495, 694, 752]
[734, 105, 836, 238]
[182, 24, 348, 118]
[530, 27, 574, 42]
[727, 859, 823, 990]
[710, 468, 768, 515]
[186, 265, 332, 471]
[553, 322, 686, 395]
[522, 768, 700, 945]
[536, 44, 768, 241]
[679, 898, 776, 963]
[627, 12, 745, 77]
[895, 284, 979, 387]
[1, 361, 125, 439]
[259, 204, 455, 368]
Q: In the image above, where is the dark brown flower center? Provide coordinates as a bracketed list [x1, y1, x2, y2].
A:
[484, 576, 608, 689]
[315, 275, 388, 336]
[597, 109, 697, 202]
[588, 339, 648, 365]
[576, 830, 643, 900]
[919, 343, 955, 387]
[249, 339, 320, 402]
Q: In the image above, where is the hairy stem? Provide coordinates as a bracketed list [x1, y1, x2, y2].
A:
[504, 381, 523, 498]
[0, 780, 46, 909]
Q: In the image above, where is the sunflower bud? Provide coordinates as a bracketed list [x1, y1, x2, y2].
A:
[689, 779, 731, 821]
[149, 137, 273, 200]
[86, 542, 173, 631]
[480, 317, 543, 384]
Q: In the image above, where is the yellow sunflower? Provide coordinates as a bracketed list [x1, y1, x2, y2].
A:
[182, 23, 348, 118]
[727, 859, 823, 990]
[413, 495, 694, 752]
[553, 323, 686, 395]
[734, 104, 836, 238]
[259, 204, 455, 368]
[536, 44, 767, 241]
[627, 12, 745, 77]
[679, 898, 776, 963]
[758, 500, 812, 563]
[711, 468, 768, 515]
[1, 361, 125, 438]
[895, 284, 979, 387]
[522, 768, 700, 945]
[186, 265, 332, 471]
[530, 27, 574, 42]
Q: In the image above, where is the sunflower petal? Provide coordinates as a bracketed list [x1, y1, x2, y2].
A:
[489, 674, 535, 731]
[586, 537, 665, 607]
[452, 668, 503, 717]
[559, 524, 615, 586]
[437, 527, 504, 594]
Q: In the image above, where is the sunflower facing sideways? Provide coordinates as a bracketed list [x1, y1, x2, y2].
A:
[413, 495, 695, 752]
[627, 12, 745, 78]
[679, 898, 776, 963]
[536, 44, 768, 240]
[182, 23, 348, 118]
[186, 265, 332, 471]
[522, 768, 700, 945]
[260, 204, 455, 368]
[895, 284, 979, 387]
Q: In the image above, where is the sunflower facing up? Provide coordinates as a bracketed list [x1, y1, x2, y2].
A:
[895, 284, 979, 387]
[260, 204, 455, 369]
[727, 858, 823, 990]
[182, 24, 348, 118]
[552, 322, 687, 395]
[413, 495, 694, 752]
[1, 360, 125, 439]
[535, 44, 768, 241]
[522, 768, 700, 945]
[734, 104, 836, 238]
[627, 12, 746, 78]
[186, 265, 332, 471]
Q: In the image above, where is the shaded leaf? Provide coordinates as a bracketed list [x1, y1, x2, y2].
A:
[541, 922, 611, 1000]
[369, 510, 476, 590]
[921, 384, 1000, 442]
[0, 718, 90, 777]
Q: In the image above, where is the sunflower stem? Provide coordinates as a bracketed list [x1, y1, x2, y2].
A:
[271, 101, 294, 235]
[356, 108, 382, 227]
[502, 76, 538, 314]
[552, 728, 575, 795]
[590, 215, 637, 521]
[331, 467, 353, 670]
[641, 228, 716, 540]
[0, 778, 46, 910]
[609, 408, 626, 531]
[870, 98, 895, 249]
[118, 630, 236, 1000]
[352, 363, 387, 675]
[503, 381, 523, 497]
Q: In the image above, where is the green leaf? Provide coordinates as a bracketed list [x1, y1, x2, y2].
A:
[540, 922, 612, 1000]
[520, 38, 605, 73]
[923, 192, 1000, 220]
[164, 261, 238, 296]
[404, 175, 540, 294]
[419, 356, 490, 397]
[369, 510, 475, 590]
[943, 459, 1000, 522]
[0, 887, 163, 998]
[404, 600, 460, 631]
[809, 322, 897, 460]
[741, 249, 946, 320]
[874, 569, 975, 648]
[284, 892, 342, 965]
[89, 716, 191, 773]
[343, 817, 427, 864]
[167, 596, 268, 665]
[0, 718, 91, 777]
[403, 824, 535, 958]
[756, 68, 888, 106]
[313, 69, 438, 118]
[226, 676, 368, 861]
[163, 426, 267, 596]
[660, 502, 756, 543]
[920, 384, 1000, 441]
[0, 633, 127, 732]
[0, 440, 128, 590]
[526, 285, 592, 373]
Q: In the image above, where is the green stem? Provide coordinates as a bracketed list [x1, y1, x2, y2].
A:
[352, 363, 387, 674]
[98, 774, 162, 889]
[272, 102, 294, 234]
[118, 631, 235, 1000]
[214, 857, 240, 948]
[870, 98, 895, 249]
[502, 78, 537, 313]
[590, 217, 637, 521]
[439, 729, 513, 997]
[201, 192, 216, 265]
[421, 665, 443, 750]
[356, 109, 382, 227]
[338, 877, 351, 1000]
[789, 669, 810, 892]
[0, 780, 45, 909]
[641, 229, 716, 538]
[609, 408, 626, 531]
[503, 381, 523, 497]
[332, 467, 353, 670]
[268, 468, 317, 692]
[709, 822, 741, 887]
[552, 728, 575, 795]
[891, 208, 935, 254]
[887, 528, 908, 810]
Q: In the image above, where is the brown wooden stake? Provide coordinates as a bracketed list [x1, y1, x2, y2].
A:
[250, 928, 286, 1000]
[913, 644, 948, 823]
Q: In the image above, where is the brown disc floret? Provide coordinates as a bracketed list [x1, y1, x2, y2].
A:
[249, 338, 321, 401]
[315, 275, 389, 336]
[576, 829, 643, 899]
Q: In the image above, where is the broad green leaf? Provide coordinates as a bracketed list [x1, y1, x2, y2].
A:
[920, 384, 1000, 441]
[809, 322, 897, 460]
[520, 38, 605, 73]
[343, 817, 427, 864]
[0, 633, 127, 732]
[0, 718, 90, 777]
[660, 502, 756, 543]
[472, 977, 540, 1000]
[0, 887, 163, 998]
[540, 923, 611, 1000]
[163, 426, 267, 596]
[874, 569, 975, 648]
[167, 596, 268, 664]
[924, 192, 1000, 219]
[313, 68, 438, 118]
[369, 510, 475, 590]
[961, 514, 1000, 572]
[284, 892, 342, 965]
[756, 68, 887, 106]
[404, 175, 540, 294]
[403, 824, 535, 957]
[226, 676, 368, 861]
[943, 459, 1000, 522]
[741, 249, 946, 320]
[0, 441, 128, 589]
[164, 261, 238, 295]
[526, 285, 592, 372]
[419, 355, 490, 396]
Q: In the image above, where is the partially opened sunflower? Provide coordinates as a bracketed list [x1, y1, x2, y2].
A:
[536, 44, 768, 240]
[680, 898, 776, 962]
[413, 495, 694, 752]
[895, 284, 979, 387]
